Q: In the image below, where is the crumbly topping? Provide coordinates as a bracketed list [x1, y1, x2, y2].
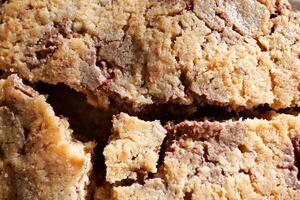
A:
[100, 114, 300, 199]
[0, 0, 299, 112]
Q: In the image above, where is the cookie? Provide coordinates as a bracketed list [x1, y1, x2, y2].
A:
[1, 0, 299, 112]
[104, 113, 166, 184]
[100, 113, 300, 199]
[0, 75, 94, 199]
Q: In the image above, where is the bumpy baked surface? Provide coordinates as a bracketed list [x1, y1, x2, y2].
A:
[0, 75, 94, 200]
[104, 113, 166, 183]
[98, 113, 300, 199]
[0, 0, 299, 112]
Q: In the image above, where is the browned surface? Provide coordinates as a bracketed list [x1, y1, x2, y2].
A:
[99, 114, 300, 199]
[0, 0, 299, 113]
[1, 0, 300, 199]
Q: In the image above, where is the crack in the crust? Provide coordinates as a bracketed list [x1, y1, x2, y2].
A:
[256, 38, 268, 52]
[191, 10, 217, 34]
[19, 127, 29, 155]
[178, 70, 190, 97]
[216, 10, 246, 37]
[6, 0, 300, 189]
[19, 0, 291, 114]
[142, 1, 194, 104]
[268, 69, 277, 106]
[115, 118, 288, 196]
[33, 82, 300, 199]
[156, 125, 172, 170]
[5, 0, 298, 114]
[93, 13, 133, 80]
[33, 82, 115, 198]
[190, 2, 243, 37]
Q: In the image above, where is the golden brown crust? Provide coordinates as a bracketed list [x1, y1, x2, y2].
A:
[0, 75, 94, 200]
[104, 113, 167, 184]
[100, 113, 300, 200]
[0, 0, 299, 112]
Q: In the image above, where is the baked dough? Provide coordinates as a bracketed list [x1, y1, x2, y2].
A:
[0, 75, 94, 199]
[1, 0, 299, 112]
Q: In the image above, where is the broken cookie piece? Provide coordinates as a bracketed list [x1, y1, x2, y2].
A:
[104, 113, 166, 183]
[0, 75, 94, 200]
[100, 113, 300, 199]
[1, 0, 299, 112]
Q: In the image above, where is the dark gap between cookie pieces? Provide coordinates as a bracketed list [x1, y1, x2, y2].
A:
[34, 82, 114, 197]
[8, 78, 300, 192]
[34, 82, 114, 142]
[0, 0, 7, 5]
